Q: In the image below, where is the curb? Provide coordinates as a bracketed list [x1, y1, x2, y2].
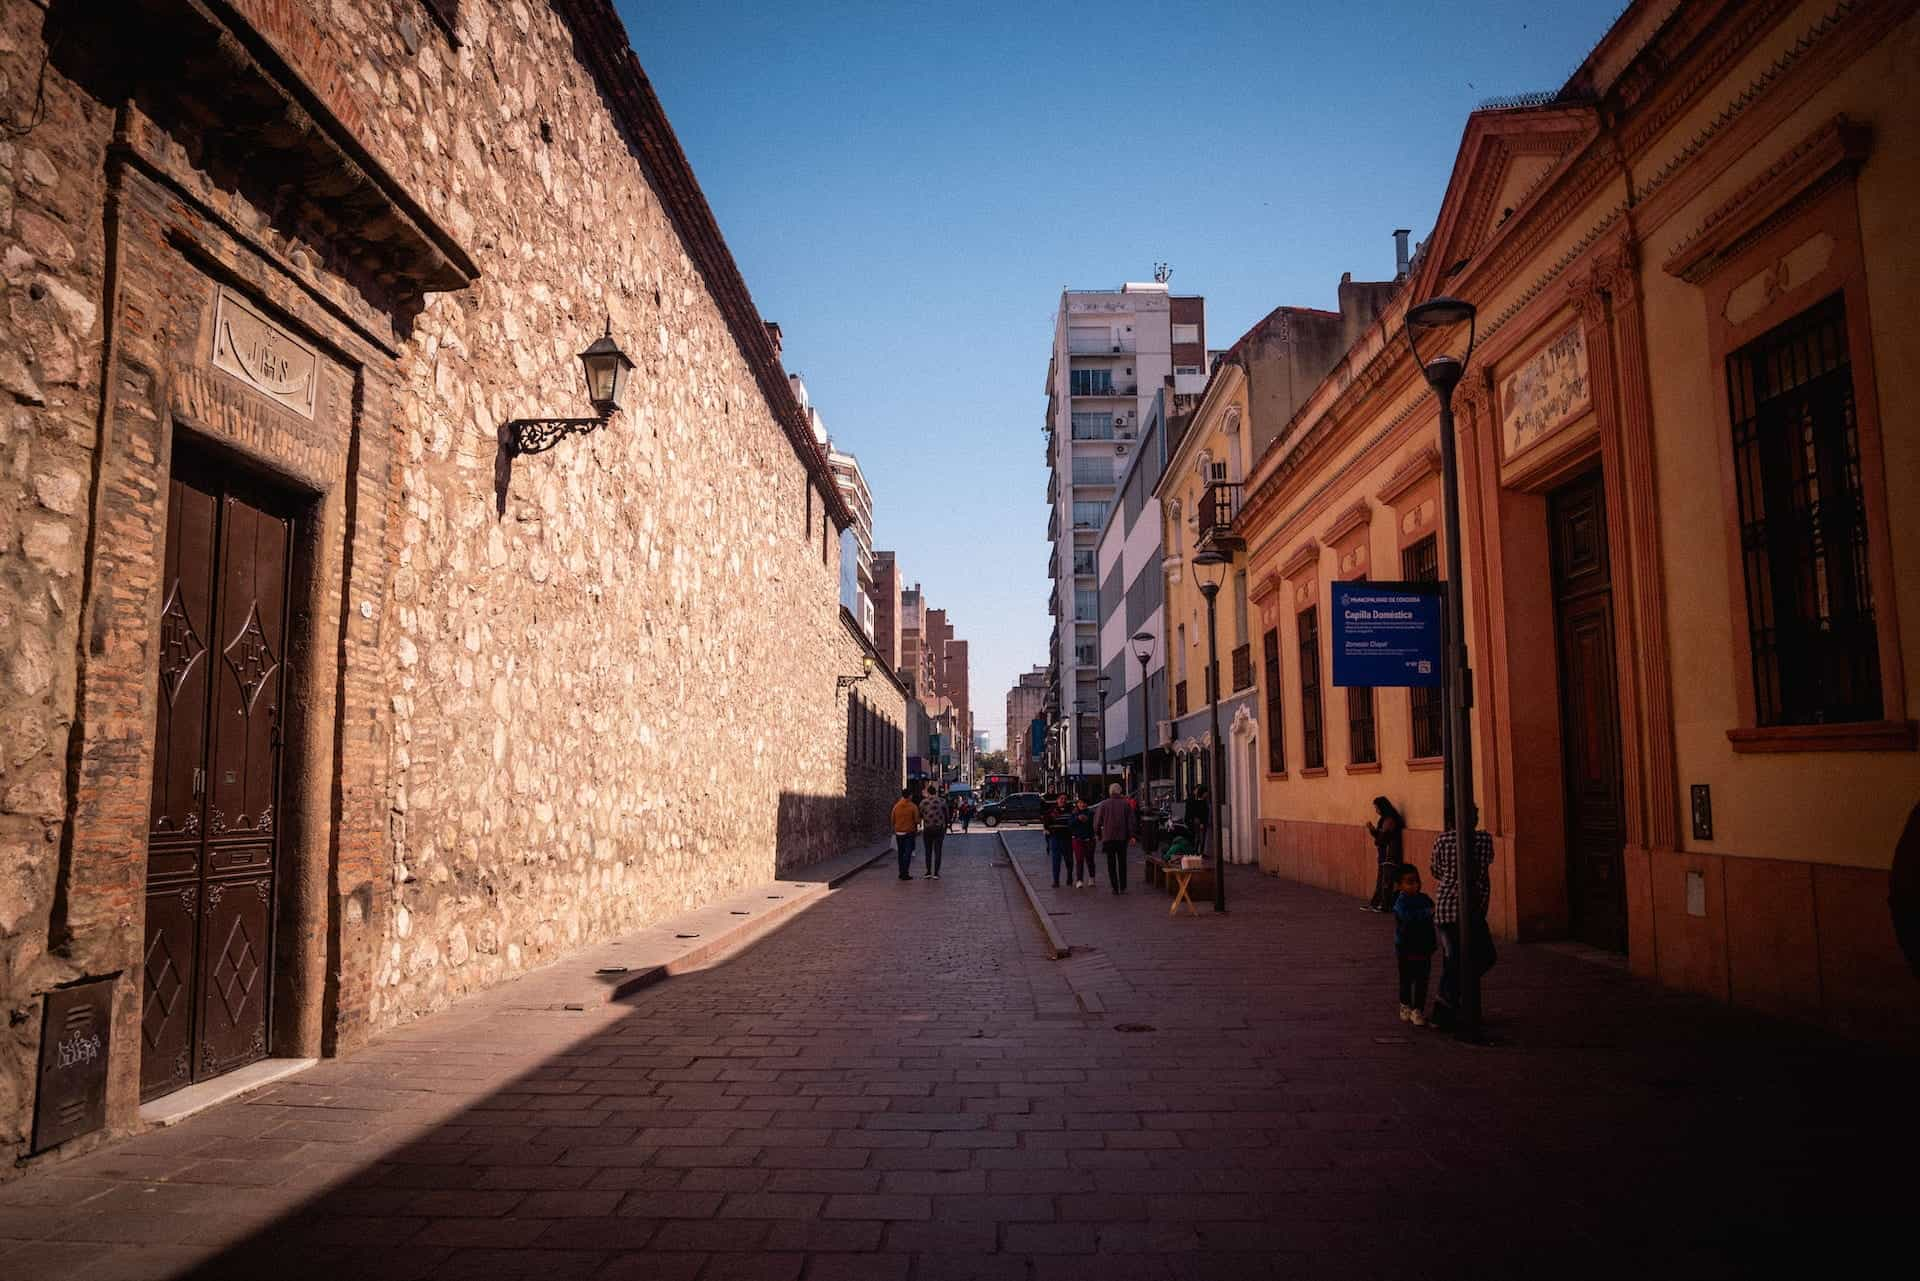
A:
[827, 841, 894, 888]
[607, 840, 893, 1000]
[999, 831, 1071, 960]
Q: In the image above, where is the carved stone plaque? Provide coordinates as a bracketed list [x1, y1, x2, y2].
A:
[1500, 323, 1589, 461]
[211, 287, 318, 419]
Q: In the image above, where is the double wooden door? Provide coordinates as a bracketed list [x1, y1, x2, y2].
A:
[1549, 470, 1628, 952]
[141, 456, 293, 1101]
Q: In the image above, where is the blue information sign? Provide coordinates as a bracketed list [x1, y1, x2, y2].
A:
[1029, 716, 1047, 760]
[1331, 581, 1442, 688]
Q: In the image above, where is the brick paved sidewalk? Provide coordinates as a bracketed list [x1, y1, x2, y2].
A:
[2, 829, 1909, 1281]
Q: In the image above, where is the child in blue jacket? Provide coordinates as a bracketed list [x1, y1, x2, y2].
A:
[1392, 865, 1437, 1025]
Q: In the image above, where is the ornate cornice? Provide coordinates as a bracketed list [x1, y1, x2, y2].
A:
[1249, 570, 1284, 605]
[1661, 116, 1872, 282]
[1614, 0, 1805, 159]
[1376, 446, 1441, 506]
[1323, 499, 1372, 547]
[1279, 540, 1322, 581]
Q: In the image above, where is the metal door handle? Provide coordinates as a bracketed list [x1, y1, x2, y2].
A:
[193, 767, 205, 796]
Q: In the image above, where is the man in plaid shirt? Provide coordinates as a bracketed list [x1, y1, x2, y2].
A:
[1429, 806, 1494, 1029]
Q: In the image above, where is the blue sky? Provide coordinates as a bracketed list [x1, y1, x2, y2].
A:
[621, 0, 1622, 748]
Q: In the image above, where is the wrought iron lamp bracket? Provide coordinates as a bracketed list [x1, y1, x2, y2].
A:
[505, 413, 610, 457]
[836, 671, 872, 693]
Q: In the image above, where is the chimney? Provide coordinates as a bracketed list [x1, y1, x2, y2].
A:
[765, 321, 784, 360]
[1393, 230, 1412, 281]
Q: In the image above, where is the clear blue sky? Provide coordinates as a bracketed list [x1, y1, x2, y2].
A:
[620, 0, 1621, 749]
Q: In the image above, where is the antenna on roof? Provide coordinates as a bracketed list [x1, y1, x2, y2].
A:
[1153, 262, 1172, 284]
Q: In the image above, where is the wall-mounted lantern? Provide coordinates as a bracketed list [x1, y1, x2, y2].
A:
[838, 654, 876, 692]
[505, 319, 636, 456]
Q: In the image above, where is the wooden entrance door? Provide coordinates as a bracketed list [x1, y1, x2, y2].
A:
[141, 455, 293, 1101]
[1549, 470, 1627, 952]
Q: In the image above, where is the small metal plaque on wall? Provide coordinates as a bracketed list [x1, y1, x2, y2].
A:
[32, 980, 114, 1153]
[1690, 784, 1714, 841]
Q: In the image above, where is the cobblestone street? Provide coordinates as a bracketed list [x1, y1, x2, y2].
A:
[1, 831, 1908, 1281]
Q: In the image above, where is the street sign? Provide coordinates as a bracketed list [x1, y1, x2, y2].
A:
[1331, 580, 1442, 687]
[1029, 717, 1046, 759]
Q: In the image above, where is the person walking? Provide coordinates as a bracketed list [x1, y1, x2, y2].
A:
[1183, 784, 1211, 862]
[1070, 797, 1097, 889]
[958, 796, 973, 833]
[1365, 796, 1406, 912]
[891, 787, 920, 882]
[1094, 783, 1138, 893]
[1429, 804, 1496, 1032]
[920, 787, 949, 879]
[1390, 864, 1436, 1025]
[1042, 791, 1074, 888]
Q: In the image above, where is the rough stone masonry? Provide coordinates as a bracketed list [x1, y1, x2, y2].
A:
[0, 0, 905, 1173]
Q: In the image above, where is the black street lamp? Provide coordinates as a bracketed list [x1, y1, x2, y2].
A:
[505, 319, 636, 455]
[1190, 548, 1229, 913]
[1130, 629, 1156, 799]
[1094, 673, 1112, 788]
[1404, 295, 1482, 1040]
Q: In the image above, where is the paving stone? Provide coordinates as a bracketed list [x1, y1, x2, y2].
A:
[1, 834, 1906, 1280]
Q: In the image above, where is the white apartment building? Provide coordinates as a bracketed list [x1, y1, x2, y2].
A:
[1043, 281, 1204, 788]
[827, 444, 875, 638]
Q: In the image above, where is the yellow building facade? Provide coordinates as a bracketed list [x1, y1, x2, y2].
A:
[1235, 0, 1920, 1042]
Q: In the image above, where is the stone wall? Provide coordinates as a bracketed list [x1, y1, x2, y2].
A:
[0, 0, 903, 1171]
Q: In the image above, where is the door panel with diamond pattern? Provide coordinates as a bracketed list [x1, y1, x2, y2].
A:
[141, 456, 292, 1101]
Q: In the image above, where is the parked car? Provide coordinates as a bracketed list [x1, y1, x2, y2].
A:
[978, 792, 1049, 827]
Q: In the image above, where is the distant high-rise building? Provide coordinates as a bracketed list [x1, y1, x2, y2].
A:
[1006, 666, 1050, 789]
[871, 551, 902, 671]
[827, 444, 874, 637]
[1043, 280, 1204, 787]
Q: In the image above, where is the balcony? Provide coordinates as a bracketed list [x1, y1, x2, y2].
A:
[1072, 554, 1096, 578]
[1046, 469, 1059, 504]
[1068, 338, 1135, 355]
[1231, 643, 1253, 693]
[1198, 480, 1246, 552]
[1048, 508, 1060, 541]
[1048, 592, 1059, 616]
[1070, 412, 1119, 440]
[1049, 548, 1060, 579]
[1070, 384, 1137, 399]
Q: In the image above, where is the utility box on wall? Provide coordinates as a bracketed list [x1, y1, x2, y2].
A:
[32, 979, 115, 1154]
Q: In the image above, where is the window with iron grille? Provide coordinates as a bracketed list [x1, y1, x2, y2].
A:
[1344, 578, 1377, 766]
[1175, 680, 1188, 717]
[1298, 606, 1324, 769]
[1231, 643, 1253, 692]
[1402, 536, 1444, 757]
[1727, 293, 1880, 726]
[1263, 628, 1284, 773]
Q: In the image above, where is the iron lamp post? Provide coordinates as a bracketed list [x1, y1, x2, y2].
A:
[1130, 629, 1156, 800]
[1191, 548, 1229, 913]
[1095, 673, 1112, 790]
[1404, 294, 1482, 1040]
[505, 319, 637, 456]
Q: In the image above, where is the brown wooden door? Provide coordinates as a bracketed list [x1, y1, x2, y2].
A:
[141, 456, 292, 1101]
[1549, 470, 1627, 952]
